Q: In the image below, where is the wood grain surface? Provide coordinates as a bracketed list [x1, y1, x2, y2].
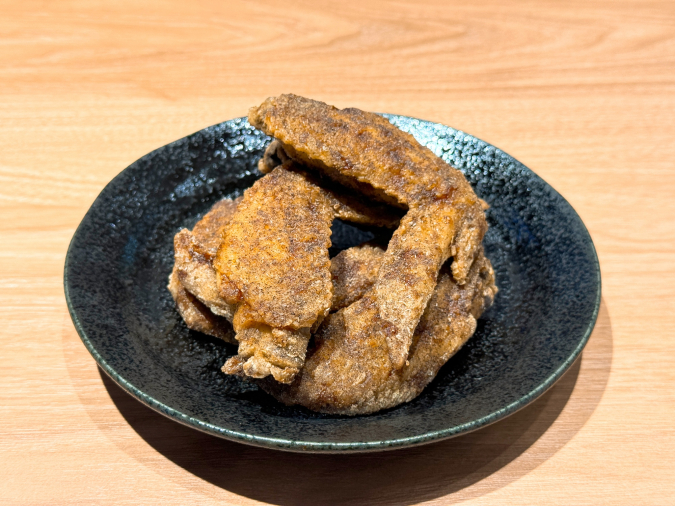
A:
[1, 0, 674, 504]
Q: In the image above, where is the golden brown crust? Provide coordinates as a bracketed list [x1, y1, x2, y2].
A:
[174, 170, 396, 384]
[170, 236, 388, 377]
[214, 166, 335, 383]
[214, 162, 406, 383]
[261, 251, 498, 415]
[191, 197, 241, 255]
[249, 94, 488, 368]
[330, 243, 385, 311]
[167, 267, 236, 344]
[215, 166, 335, 330]
[373, 202, 455, 367]
[249, 94, 475, 206]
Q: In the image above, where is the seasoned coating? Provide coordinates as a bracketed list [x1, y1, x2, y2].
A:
[248, 94, 480, 208]
[168, 266, 236, 344]
[215, 166, 335, 329]
[172, 198, 241, 319]
[261, 157, 402, 228]
[214, 166, 335, 383]
[191, 198, 241, 254]
[261, 251, 497, 415]
[372, 201, 465, 368]
[249, 94, 488, 368]
[330, 243, 384, 311]
[258, 140, 289, 174]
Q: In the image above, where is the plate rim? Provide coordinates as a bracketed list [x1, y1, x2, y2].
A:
[64, 115, 602, 453]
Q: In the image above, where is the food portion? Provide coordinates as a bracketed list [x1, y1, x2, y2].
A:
[330, 243, 384, 311]
[262, 250, 497, 415]
[249, 94, 488, 369]
[169, 94, 496, 414]
[213, 163, 408, 384]
[172, 198, 240, 320]
[214, 166, 334, 384]
[168, 267, 235, 343]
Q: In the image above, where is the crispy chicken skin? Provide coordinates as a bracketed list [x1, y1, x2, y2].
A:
[261, 250, 497, 415]
[330, 243, 384, 311]
[215, 167, 335, 330]
[168, 266, 236, 343]
[169, 201, 384, 350]
[173, 229, 236, 319]
[214, 166, 335, 383]
[169, 198, 241, 339]
[249, 94, 488, 368]
[172, 198, 241, 319]
[172, 236, 385, 356]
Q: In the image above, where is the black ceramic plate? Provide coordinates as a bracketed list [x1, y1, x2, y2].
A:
[64, 115, 600, 453]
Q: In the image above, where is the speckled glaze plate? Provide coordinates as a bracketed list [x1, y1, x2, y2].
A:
[64, 115, 600, 453]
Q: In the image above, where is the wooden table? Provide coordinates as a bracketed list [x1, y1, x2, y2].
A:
[2, 1, 673, 504]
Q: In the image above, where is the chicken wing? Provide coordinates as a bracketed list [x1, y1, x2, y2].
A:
[261, 250, 497, 415]
[168, 266, 236, 343]
[172, 198, 241, 319]
[169, 197, 241, 339]
[215, 164, 398, 383]
[249, 94, 488, 368]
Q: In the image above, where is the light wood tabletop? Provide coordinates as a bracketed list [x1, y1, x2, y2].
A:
[2, 0, 674, 504]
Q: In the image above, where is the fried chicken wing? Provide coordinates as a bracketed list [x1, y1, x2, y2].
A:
[250, 95, 462, 205]
[172, 198, 241, 319]
[168, 266, 236, 343]
[214, 166, 337, 383]
[249, 94, 488, 368]
[215, 167, 335, 330]
[173, 229, 236, 319]
[169, 197, 241, 339]
[261, 250, 497, 415]
[263, 157, 402, 229]
[330, 243, 384, 311]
